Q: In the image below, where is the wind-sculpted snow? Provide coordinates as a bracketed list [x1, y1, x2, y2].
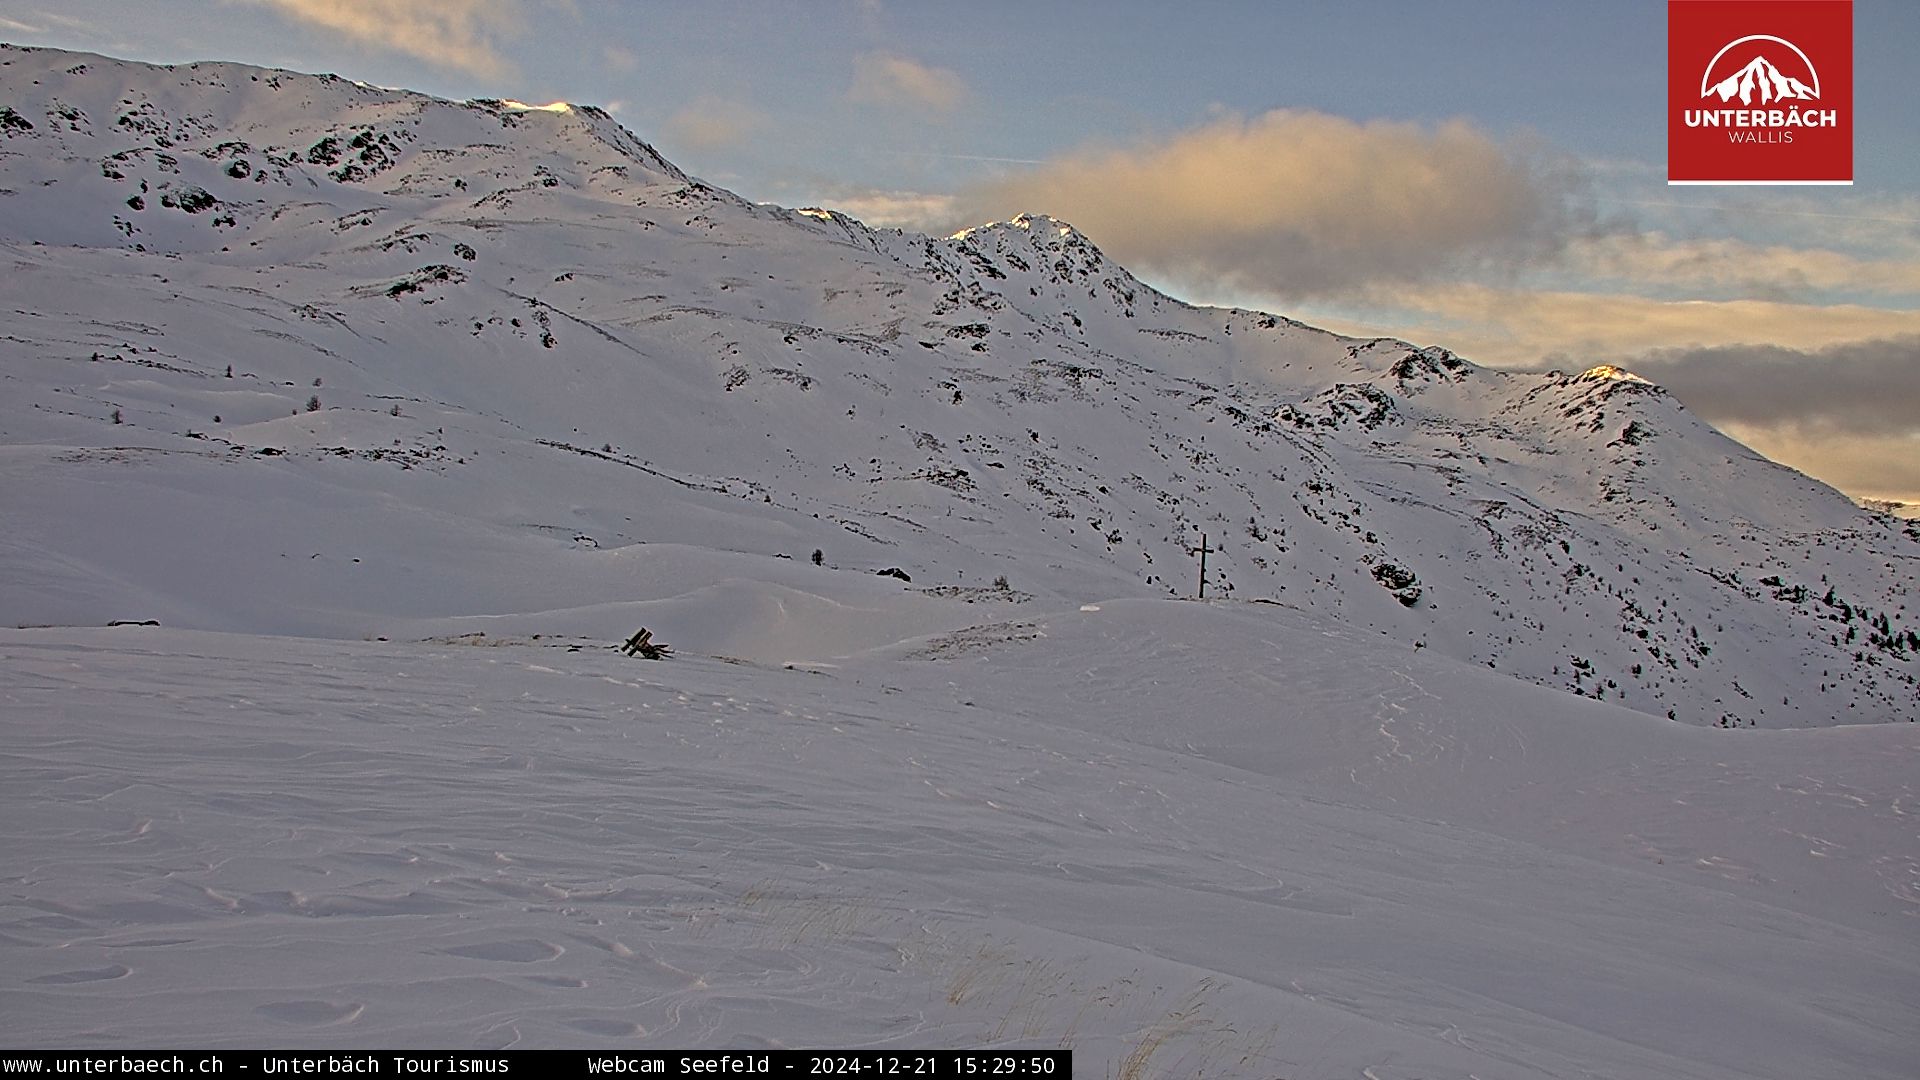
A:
[0, 41, 1914, 732]
[2, 612, 1914, 1073]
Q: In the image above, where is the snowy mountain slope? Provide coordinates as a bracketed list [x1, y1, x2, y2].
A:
[0, 42, 1914, 728]
[4, 615, 1915, 1076]
[2, 45, 1917, 1074]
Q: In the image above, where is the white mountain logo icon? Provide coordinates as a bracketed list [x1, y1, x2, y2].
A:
[1700, 35, 1820, 105]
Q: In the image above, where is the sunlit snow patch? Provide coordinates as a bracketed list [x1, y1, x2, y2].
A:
[1578, 364, 1653, 384]
[951, 213, 1079, 242]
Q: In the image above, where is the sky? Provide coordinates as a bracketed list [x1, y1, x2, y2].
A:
[2, 0, 1916, 504]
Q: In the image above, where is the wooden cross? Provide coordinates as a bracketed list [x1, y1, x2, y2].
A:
[621, 628, 671, 659]
[621, 628, 652, 656]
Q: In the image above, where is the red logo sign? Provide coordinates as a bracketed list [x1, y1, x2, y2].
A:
[1669, 1, 1852, 185]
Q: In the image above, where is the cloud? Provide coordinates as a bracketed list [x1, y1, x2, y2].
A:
[949, 109, 1578, 297]
[1297, 283, 1920, 369]
[238, 0, 522, 77]
[1561, 232, 1920, 301]
[1605, 190, 1920, 262]
[601, 45, 638, 74]
[663, 96, 768, 152]
[848, 52, 967, 114]
[0, 7, 105, 34]
[1621, 336, 1920, 439]
[1721, 424, 1920, 504]
[808, 188, 958, 229]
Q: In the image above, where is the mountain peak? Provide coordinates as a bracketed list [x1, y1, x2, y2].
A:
[0, 44, 1913, 728]
[0, 43, 691, 237]
[951, 213, 1085, 243]
[1578, 364, 1654, 385]
[499, 99, 574, 114]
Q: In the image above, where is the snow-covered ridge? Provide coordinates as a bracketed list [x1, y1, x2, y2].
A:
[0, 43, 1914, 726]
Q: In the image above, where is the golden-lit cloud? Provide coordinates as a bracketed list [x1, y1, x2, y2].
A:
[664, 96, 768, 152]
[1667, 365, 1920, 505]
[1720, 425, 1920, 505]
[238, 0, 522, 77]
[1624, 336, 1920, 439]
[1303, 283, 1920, 369]
[848, 52, 967, 114]
[812, 189, 959, 229]
[950, 109, 1576, 296]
